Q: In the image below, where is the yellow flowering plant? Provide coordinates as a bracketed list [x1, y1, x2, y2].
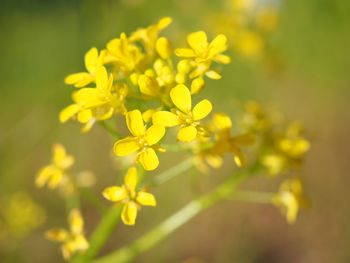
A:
[35, 17, 310, 262]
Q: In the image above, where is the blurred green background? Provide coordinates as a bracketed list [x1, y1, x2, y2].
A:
[1, 0, 350, 262]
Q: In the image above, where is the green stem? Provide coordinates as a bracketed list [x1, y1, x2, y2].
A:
[143, 158, 194, 187]
[99, 121, 122, 139]
[70, 206, 122, 263]
[93, 164, 261, 263]
[79, 187, 107, 213]
[231, 190, 274, 204]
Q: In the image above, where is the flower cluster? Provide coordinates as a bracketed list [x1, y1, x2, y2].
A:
[36, 17, 311, 261]
[45, 209, 89, 260]
[240, 101, 310, 223]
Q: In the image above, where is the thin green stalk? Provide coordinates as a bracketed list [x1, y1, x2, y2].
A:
[93, 164, 261, 263]
[99, 121, 122, 139]
[79, 187, 107, 213]
[231, 190, 274, 204]
[143, 158, 194, 187]
[70, 206, 122, 263]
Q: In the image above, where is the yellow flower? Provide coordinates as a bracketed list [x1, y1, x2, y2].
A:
[36, 143, 74, 189]
[272, 178, 306, 224]
[212, 113, 256, 167]
[130, 17, 172, 54]
[60, 66, 128, 132]
[0, 192, 46, 240]
[64, 47, 105, 88]
[236, 30, 264, 58]
[175, 31, 231, 79]
[45, 209, 89, 260]
[152, 84, 212, 142]
[114, 110, 165, 171]
[102, 167, 156, 225]
[105, 33, 144, 76]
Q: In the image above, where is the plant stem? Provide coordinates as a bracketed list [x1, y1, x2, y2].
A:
[70, 206, 122, 263]
[79, 187, 107, 213]
[143, 158, 194, 187]
[99, 121, 122, 139]
[93, 164, 261, 263]
[231, 190, 274, 204]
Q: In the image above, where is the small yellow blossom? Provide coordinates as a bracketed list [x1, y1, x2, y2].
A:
[36, 143, 74, 189]
[45, 209, 89, 260]
[273, 178, 307, 224]
[105, 33, 144, 76]
[114, 110, 165, 170]
[175, 31, 231, 79]
[60, 66, 128, 132]
[153, 84, 212, 142]
[130, 17, 172, 55]
[212, 113, 256, 167]
[0, 192, 46, 240]
[102, 167, 156, 225]
[64, 47, 105, 88]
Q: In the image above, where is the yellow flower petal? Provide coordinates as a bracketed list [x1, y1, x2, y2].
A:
[214, 54, 231, 64]
[84, 47, 98, 73]
[170, 84, 191, 113]
[81, 118, 96, 133]
[102, 186, 127, 202]
[138, 148, 159, 171]
[231, 145, 247, 167]
[95, 66, 108, 90]
[208, 34, 227, 57]
[69, 209, 84, 235]
[59, 104, 80, 123]
[156, 37, 173, 59]
[157, 17, 172, 30]
[45, 228, 69, 242]
[121, 202, 138, 226]
[53, 143, 68, 166]
[178, 126, 197, 142]
[187, 31, 208, 54]
[192, 99, 212, 121]
[175, 48, 195, 58]
[36, 165, 55, 187]
[77, 109, 92, 123]
[191, 77, 205, 94]
[142, 109, 156, 123]
[64, 73, 92, 87]
[213, 113, 232, 130]
[138, 75, 160, 96]
[72, 88, 103, 107]
[126, 110, 145, 137]
[125, 167, 138, 192]
[145, 125, 165, 145]
[152, 111, 179, 127]
[48, 170, 64, 189]
[136, 191, 156, 206]
[114, 137, 140, 156]
[205, 70, 222, 80]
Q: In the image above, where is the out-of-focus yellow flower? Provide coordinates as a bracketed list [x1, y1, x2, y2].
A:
[36, 143, 74, 189]
[235, 30, 264, 58]
[103, 167, 156, 225]
[175, 31, 230, 79]
[60, 66, 128, 132]
[212, 113, 256, 167]
[130, 17, 172, 55]
[152, 84, 212, 142]
[273, 178, 307, 224]
[256, 7, 280, 32]
[0, 192, 46, 240]
[64, 47, 105, 88]
[45, 209, 89, 260]
[105, 33, 145, 76]
[114, 110, 165, 170]
[261, 154, 286, 176]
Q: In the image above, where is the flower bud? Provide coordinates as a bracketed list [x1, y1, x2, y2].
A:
[156, 37, 173, 59]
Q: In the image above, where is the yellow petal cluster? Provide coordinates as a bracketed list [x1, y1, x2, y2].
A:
[45, 209, 89, 260]
[102, 167, 156, 225]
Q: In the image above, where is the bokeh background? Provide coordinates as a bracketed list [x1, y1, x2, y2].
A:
[1, 0, 350, 262]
